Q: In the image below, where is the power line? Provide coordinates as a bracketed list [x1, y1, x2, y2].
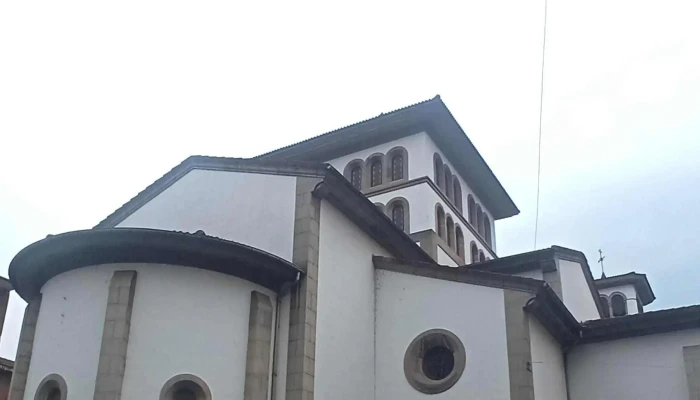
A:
[533, 0, 548, 250]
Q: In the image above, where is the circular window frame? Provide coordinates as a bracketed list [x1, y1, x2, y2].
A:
[34, 374, 68, 400]
[403, 329, 466, 394]
[159, 374, 212, 400]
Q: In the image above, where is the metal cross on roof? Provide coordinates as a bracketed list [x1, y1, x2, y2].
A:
[598, 249, 606, 279]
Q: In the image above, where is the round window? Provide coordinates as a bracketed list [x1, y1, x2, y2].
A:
[422, 345, 455, 380]
[404, 329, 466, 394]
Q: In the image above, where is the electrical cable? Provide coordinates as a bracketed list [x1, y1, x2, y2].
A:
[534, 0, 549, 249]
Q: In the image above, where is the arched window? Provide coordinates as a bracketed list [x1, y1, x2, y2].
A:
[453, 180, 463, 212]
[390, 154, 404, 181]
[444, 166, 452, 199]
[35, 374, 67, 400]
[387, 147, 408, 182]
[433, 153, 444, 189]
[600, 296, 610, 318]
[391, 204, 405, 232]
[160, 374, 212, 400]
[479, 250, 486, 263]
[467, 195, 476, 225]
[387, 198, 410, 233]
[370, 158, 383, 187]
[446, 216, 454, 248]
[350, 166, 362, 190]
[470, 242, 478, 264]
[455, 226, 464, 257]
[436, 205, 446, 239]
[476, 206, 484, 236]
[611, 294, 627, 317]
[483, 215, 492, 246]
[343, 160, 364, 191]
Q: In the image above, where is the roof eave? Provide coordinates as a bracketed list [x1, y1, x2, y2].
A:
[9, 228, 304, 300]
[257, 97, 519, 220]
[315, 170, 434, 264]
[581, 305, 700, 343]
[595, 273, 655, 305]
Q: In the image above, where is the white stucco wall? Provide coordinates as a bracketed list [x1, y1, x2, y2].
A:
[121, 263, 276, 399]
[117, 169, 297, 261]
[368, 181, 494, 259]
[529, 318, 567, 400]
[558, 259, 600, 322]
[315, 200, 391, 400]
[568, 329, 700, 400]
[325, 132, 431, 181]
[598, 284, 640, 315]
[422, 136, 496, 248]
[26, 263, 276, 400]
[325, 132, 498, 251]
[374, 269, 510, 400]
[437, 246, 459, 267]
[26, 267, 111, 400]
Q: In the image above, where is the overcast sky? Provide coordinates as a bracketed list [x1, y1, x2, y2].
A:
[1, 0, 699, 359]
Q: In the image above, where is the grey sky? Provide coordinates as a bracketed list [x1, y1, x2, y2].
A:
[1, 0, 699, 359]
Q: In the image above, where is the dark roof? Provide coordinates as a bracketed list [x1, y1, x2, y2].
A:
[0, 357, 14, 372]
[9, 228, 303, 299]
[256, 96, 519, 220]
[94, 156, 432, 264]
[467, 245, 606, 318]
[374, 257, 700, 346]
[373, 256, 582, 345]
[0, 276, 12, 292]
[595, 272, 655, 305]
[373, 256, 545, 292]
[581, 305, 700, 343]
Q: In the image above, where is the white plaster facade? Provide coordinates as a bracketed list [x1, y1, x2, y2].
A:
[374, 269, 511, 400]
[326, 132, 497, 254]
[598, 284, 641, 316]
[568, 329, 700, 400]
[25, 263, 277, 400]
[117, 169, 298, 261]
[315, 200, 391, 400]
[325, 132, 430, 182]
[558, 259, 600, 322]
[8, 98, 700, 400]
[529, 318, 567, 400]
[368, 181, 495, 261]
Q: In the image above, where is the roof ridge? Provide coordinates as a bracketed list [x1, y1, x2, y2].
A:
[255, 96, 441, 159]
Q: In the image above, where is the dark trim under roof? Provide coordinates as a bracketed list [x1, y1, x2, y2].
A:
[373, 256, 544, 293]
[0, 357, 13, 372]
[373, 256, 582, 346]
[581, 305, 700, 344]
[94, 156, 433, 264]
[256, 96, 519, 220]
[94, 156, 329, 229]
[9, 228, 303, 300]
[0, 276, 12, 292]
[374, 256, 700, 347]
[467, 245, 606, 319]
[595, 272, 655, 306]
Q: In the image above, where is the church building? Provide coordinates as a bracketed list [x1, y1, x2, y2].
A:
[6, 96, 700, 400]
